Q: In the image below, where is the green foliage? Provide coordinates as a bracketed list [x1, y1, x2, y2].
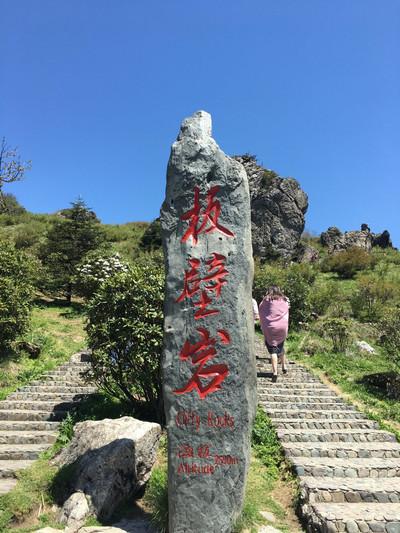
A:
[232, 500, 263, 533]
[0, 193, 26, 215]
[74, 250, 129, 299]
[251, 407, 284, 479]
[103, 221, 149, 259]
[379, 308, 400, 370]
[40, 199, 105, 301]
[85, 262, 164, 420]
[308, 279, 341, 316]
[139, 218, 162, 251]
[0, 241, 37, 352]
[322, 246, 375, 279]
[254, 262, 315, 328]
[321, 317, 352, 353]
[351, 273, 400, 322]
[143, 466, 168, 533]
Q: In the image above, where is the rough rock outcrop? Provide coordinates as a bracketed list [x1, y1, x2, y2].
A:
[53, 417, 161, 530]
[293, 243, 320, 263]
[161, 111, 256, 533]
[320, 226, 373, 253]
[320, 225, 394, 254]
[232, 155, 308, 261]
[373, 229, 393, 249]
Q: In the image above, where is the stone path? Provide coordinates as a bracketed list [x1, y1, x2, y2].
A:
[0, 352, 96, 495]
[256, 337, 400, 533]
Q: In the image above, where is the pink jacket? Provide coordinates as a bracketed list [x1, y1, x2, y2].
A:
[259, 297, 289, 346]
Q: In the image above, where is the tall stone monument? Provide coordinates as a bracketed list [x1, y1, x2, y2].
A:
[160, 111, 257, 533]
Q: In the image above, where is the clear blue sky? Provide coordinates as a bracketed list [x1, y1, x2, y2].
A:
[1, 0, 399, 245]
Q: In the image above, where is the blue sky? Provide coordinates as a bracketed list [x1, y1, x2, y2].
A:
[1, 0, 399, 245]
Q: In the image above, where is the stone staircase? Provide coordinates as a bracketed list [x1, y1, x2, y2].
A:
[256, 340, 400, 533]
[0, 352, 96, 495]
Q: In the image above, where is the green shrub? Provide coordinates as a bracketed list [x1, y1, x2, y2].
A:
[308, 280, 341, 316]
[251, 407, 284, 479]
[322, 247, 374, 279]
[74, 250, 129, 299]
[321, 317, 352, 353]
[351, 274, 400, 322]
[0, 241, 37, 352]
[85, 262, 164, 421]
[254, 262, 315, 328]
[379, 308, 400, 370]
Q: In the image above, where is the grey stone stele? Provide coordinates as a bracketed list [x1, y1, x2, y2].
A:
[256, 336, 400, 532]
[161, 111, 257, 533]
[0, 352, 96, 495]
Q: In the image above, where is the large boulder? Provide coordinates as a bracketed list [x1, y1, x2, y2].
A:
[320, 225, 394, 254]
[233, 155, 308, 261]
[52, 417, 161, 530]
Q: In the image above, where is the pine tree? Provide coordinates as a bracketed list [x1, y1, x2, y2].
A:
[41, 199, 105, 302]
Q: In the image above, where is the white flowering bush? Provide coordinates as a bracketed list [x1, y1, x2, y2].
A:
[75, 252, 129, 298]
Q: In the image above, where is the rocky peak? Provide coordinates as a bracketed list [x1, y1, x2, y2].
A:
[232, 155, 308, 261]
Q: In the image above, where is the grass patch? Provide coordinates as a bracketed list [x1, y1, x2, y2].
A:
[0, 300, 85, 400]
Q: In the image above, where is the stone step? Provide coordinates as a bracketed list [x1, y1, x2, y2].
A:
[58, 362, 90, 368]
[283, 441, 400, 459]
[20, 385, 96, 394]
[0, 420, 60, 431]
[0, 478, 17, 494]
[277, 428, 397, 443]
[300, 476, 400, 504]
[258, 382, 327, 389]
[8, 391, 89, 401]
[304, 502, 400, 532]
[0, 443, 50, 460]
[261, 401, 355, 411]
[260, 394, 343, 403]
[29, 378, 87, 387]
[291, 456, 400, 478]
[0, 431, 58, 445]
[266, 409, 365, 420]
[42, 370, 87, 378]
[272, 419, 379, 430]
[259, 387, 335, 396]
[0, 400, 79, 411]
[0, 409, 68, 421]
[0, 460, 35, 478]
[257, 375, 321, 383]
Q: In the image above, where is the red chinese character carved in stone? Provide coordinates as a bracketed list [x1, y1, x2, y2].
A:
[197, 444, 210, 458]
[176, 253, 229, 319]
[177, 444, 194, 458]
[174, 327, 230, 399]
[181, 186, 234, 245]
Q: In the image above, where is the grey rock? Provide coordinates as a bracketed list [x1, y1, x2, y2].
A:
[160, 111, 256, 533]
[320, 224, 394, 254]
[59, 492, 90, 530]
[53, 417, 161, 525]
[232, 154, 308, 260]
[356, 341, 375, 354]
[372, 229, 393, 248]
[345, 520, 359, 533]
[294, 242, 320, 263]
[320, 226, 373, 253]
[386, 523, 400, 533]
